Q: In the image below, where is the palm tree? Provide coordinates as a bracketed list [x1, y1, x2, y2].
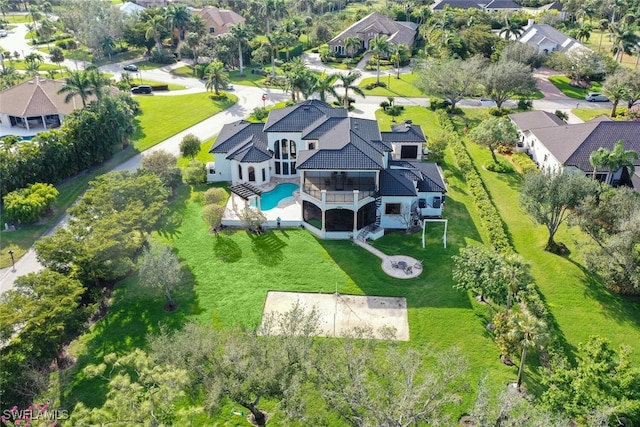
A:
[266, 30, 284, 78]
[205, 62, 230, 95]
[0, 0, 9, 19]
[576, 24, 592, 43]
[335, 70, 365, 109]
[598, 19, 609, 51]
[602, 79, 627, 117]
[589, 147, 609, 181]
[165, 3, 191, 43]
[184, 32, 200, 65]
[313, 71, 338, 102]
[344, 35, 361, 60]
[605, 140, 638, 184]
[283, 57, 312, 101]
[510, 310, 548, 388]
[390, 43, 409, 79]
[610, 23, 639, 62]
[48, 46, 65, 76]
[230, 24, 252, 76]
[500, 254, 530, 316]
[499, 18, 524, 40]
[58, 70, 94, 107]
[86, 67, 110, 100]
[24, 52, 43, 76]
[146, 15, 167, 52]
[100, 35, 116, 61]
[368, 34, 391, 85]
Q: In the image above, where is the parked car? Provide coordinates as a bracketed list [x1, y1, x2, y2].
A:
[123, 64, 139, 72]
[0, 29, 8, 37]
[585, 92, 609, 102]
[479, 97, 496, 107]
[131, 85, 152, 94]
[226, 83, 234, 91]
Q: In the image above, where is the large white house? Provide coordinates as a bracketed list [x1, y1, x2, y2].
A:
[208, 100, 447, 239]
[509, 111, 640, 188]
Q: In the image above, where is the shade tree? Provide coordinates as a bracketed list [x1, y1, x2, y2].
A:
[468, 116, 519, 164]
[180, 133, 201, 159]
[480, 60, 536, 108]
[2, 182, 58, 224]
[138, 240, 183, 310]
[141, 150, 182, 190]
[520, 169, 599, 253]
[415, 56, 484, 110]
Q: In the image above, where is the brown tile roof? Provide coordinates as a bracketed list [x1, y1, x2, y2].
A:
[329, 12, 417, 47]
[0, 77, 90, 117]
[192, 6, 245, 35]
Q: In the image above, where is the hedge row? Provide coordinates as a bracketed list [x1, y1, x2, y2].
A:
[437, 110, 511, 253]
[440, 110, 562, 367]
[511, 152, 539, 176]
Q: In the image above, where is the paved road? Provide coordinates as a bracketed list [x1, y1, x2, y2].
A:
[0, 32, 613, 292]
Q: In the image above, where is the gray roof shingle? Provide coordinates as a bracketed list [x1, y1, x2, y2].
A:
[381, 123, 427, 143]
[328, 12, 417, 47]
[379, 169, 418, 196]
[210, 120, 272, 163]
[509, 111, 566, 131]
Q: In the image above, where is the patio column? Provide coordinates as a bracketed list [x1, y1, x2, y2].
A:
[42, 115, 47, 130]
[24, 117, 30, 130]
[321, 209, 326, 232]
[352, 208, 358, 235]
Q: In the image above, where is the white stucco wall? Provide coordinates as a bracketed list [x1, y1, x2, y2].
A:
[207, 156, 232, 182]
[378, 196, 415, 229]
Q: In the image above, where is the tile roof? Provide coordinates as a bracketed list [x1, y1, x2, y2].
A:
[509, 110, 565, 131]
[485, 0, 521, 9]
[531, 121, 640, 172]
[538, 1, 563, 11]
[192, 6, 245, 35]
[518, 24, 588, 53]
[0, 77, 92, 116]
[210, 120, 272, 163]
[379, 169, 418, 196]
[296, 143, 384, 170]
[328, 12, 417, 47]
[432, 0, 483, 10]
[409, 162, 447, 193]
[381, 123, 427, 143]
[264, 100, 346, 133]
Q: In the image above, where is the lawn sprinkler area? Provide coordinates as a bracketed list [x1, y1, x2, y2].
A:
[261, 291, 410, 341]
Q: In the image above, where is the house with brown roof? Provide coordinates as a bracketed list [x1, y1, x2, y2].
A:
[509, 111, 640, 188]
[328, 12, 418, 57]
[0, 77, 95, 136]
[431, 0, 521, 11]
[190, 6, 245, 36]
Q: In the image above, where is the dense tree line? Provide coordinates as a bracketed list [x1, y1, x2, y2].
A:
[0, 94, 139, 199]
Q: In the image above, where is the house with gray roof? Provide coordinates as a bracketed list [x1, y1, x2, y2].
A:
[208, 100, 446, 239]
[328, 12, 418, 57]
[509, 111, 640, 188]
[431, 0, 520, 11]
[517, 23, 589, 54]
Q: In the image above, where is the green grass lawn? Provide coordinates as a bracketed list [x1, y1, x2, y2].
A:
[572, 108, 612, 121]
[133, 78, 186, 91]
[581, 29, 640, 69]
[359, 73, 426, 98]
[132, 92, 236, 151]
[460, 129, 640, 367]
[4, 14, 33, 23]
[374, 106, 442, 141]
[177, 137, 216, 168]
[11, 60, 59, 71]
[548, 75, 603, 100]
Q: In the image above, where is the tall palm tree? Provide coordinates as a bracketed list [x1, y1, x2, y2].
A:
[602, 78, 627, 117]
[146, 15, 167, 52]
[500, 254, 530, 316]
[230, 24, 253, 76]
[576, 24, 592, 43]
[335, 70, 365, 109]
[165, 3, 191, 43]
[368, 35, 391, 85]
[610, 22, 639, 62]
[184, 32, 200, 65]
[0, 0, 9, 19]
[58, 70, 93, 107]
[499, 18, 524, 40]
[312, 71, 338, 102]
[266, 30, 284, 78]
[510, 310, 548, 388]
[284, 57, 312, 101]
[589, 147, 609, 181]
[344, 36, 361, 60]
[86, 67, 110, 100]
[598, 19, 609, 51]
[390, 43, 409, 79]
[605, 140, 638, 184]
[48, 46, 65, 76]
[205, 62, 230, 95]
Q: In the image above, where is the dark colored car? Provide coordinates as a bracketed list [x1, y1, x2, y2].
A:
[123, 64, 139, 72]
[131, 85, 152, 94]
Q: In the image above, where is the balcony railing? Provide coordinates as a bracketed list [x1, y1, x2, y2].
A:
[303, 187, 375, 202]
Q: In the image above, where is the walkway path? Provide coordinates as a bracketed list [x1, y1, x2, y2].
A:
[353, 239, 422, 279]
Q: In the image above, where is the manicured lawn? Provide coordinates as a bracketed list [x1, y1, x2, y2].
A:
[132, 92, 236, 151]
[135, 79, 186, 91]
[461, 131, 640, 367]
[170, 65, 195, 77]
[374, 106, 442, 141]
[572, 108, 612, 121]
[581, 29, 640, 69]
[4, 14, 33, 23]
[359, 73, 426, 98]
[548, 75, 603, 100]
[11, 60, 59, 71]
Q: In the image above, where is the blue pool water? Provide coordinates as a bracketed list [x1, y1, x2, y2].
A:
[260, 183, 298, 211]
[0, 135, 35, 141]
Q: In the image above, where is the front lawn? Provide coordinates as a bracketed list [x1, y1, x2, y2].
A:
[132, 92, 236, 151]
[359, 73, 426, 97]
[548, 75, 603, 100]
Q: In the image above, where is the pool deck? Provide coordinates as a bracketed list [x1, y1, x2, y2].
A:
[222, 178, 303, 227]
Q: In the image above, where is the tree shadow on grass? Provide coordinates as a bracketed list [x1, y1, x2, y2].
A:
[249, 230, 287, 267]
[157, 185, 192, 239]
[59, 267, 201, 411]
[568, 256, 640, 330]
[214, 233, 242, 263]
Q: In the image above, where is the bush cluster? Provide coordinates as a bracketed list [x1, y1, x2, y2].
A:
[511, 153, 538, 175]
[2, 183, 59, 224]
[365, 81, 386, 90]
[437, 110, 511, 253]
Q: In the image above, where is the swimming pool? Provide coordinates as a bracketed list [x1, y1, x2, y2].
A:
[260, 183, 299, 211]
[0, 135, 35, 141]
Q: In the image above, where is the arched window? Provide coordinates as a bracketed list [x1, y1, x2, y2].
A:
[274, 139, 298, 176]
[248, 166, 255, 182]
[238, 164, 243, 180]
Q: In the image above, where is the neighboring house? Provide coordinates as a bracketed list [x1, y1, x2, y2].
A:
[509, 111, 640, 188]
[135, 0, 172, 7]
[190, 6, 245, 36]
[431, 0, 521, 11]
[208, 100, 446, 239]
[117, 2, 145, 15]
[526, 1, 568, 20]
[328, 12, 418, 57]
[0, 77, 95, 135]
[517, 22, 589, 54]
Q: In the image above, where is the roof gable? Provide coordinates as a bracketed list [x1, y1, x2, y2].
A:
[328, 12, 417, 47]
[0, 77, 91, 116]
[509, 110, 566, 131]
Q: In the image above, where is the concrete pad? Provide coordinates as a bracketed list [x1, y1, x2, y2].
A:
[261, 291, 410, 341]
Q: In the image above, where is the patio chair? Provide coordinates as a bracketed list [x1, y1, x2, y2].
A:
[405, 266, 413, 275]
[391, 261, 398, 269]
[414, 260, 423, 270]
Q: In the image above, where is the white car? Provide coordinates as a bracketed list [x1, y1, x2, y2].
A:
[0, 30, 8, 37]
[585, 92, 609, 102]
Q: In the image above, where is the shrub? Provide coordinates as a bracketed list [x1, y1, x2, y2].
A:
[252, 107, 268, 122]
[180, 134, 201, 159]
[183, 160, 206, 185]
[150, 49, 177, 64]
[203, 187, 227, 205]
[486, 158, 515, 173]
[3, 183, 59, 224]
[511, 152, 539, 175]
[203, 204, 225, 231]
[517, 99, 533, 110]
